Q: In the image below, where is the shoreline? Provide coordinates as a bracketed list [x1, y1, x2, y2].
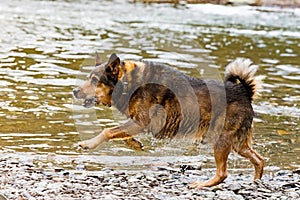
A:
[1, 155, 299, 199]
[133, 0, 300, 7]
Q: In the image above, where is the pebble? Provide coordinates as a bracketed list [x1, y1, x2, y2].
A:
[0, 158, 299, 200]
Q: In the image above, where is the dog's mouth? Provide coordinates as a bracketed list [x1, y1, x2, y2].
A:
[82, 97, 111, 108]
[83, 97, 98, 108]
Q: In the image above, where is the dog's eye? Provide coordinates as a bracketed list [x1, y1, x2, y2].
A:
[91, 77, 99, 85]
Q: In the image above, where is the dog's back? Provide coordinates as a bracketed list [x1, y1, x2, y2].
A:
[114, 59, 261, 147]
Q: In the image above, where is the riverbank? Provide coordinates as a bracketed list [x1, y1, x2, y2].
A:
[1, 155, 299, 200]
[134, 0, 300, 7]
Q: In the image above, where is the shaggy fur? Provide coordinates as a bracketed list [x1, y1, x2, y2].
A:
[73, 53, 264, 187]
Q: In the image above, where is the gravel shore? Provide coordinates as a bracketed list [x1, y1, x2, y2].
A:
[1, 155, 299, 200]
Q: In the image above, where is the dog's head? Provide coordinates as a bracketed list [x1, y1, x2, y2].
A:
[73, 53, 122, 108]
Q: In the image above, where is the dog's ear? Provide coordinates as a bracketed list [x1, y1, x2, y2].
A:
[106, 53, 120, 74]
[95, 52, 102, 66]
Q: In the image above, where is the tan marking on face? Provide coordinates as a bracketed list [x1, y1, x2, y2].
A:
[95, 83, 112, 106]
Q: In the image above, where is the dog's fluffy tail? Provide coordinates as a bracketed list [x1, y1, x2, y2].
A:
[225, 58, 263, 101]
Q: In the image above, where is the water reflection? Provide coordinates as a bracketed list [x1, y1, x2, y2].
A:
[0, 0, 299, 170]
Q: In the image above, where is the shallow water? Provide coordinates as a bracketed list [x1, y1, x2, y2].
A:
[0, 0, 299, 172]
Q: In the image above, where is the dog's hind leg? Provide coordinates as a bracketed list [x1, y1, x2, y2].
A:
[237, 143, 264, 180]
[77, 120, 143, 150]
[189, 134, 231, 188]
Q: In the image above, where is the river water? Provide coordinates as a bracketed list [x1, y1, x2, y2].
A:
[0, 0, 299, 172]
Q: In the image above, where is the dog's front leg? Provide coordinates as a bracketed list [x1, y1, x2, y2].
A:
[78, 131, 106, 150]
[77, 120, 143, 150]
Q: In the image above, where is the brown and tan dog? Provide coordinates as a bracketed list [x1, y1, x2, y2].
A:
[73, 53, 264, 188]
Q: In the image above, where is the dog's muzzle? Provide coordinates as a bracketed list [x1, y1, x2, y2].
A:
[73, 87, 98, 108]
[73, 88, 86, 99]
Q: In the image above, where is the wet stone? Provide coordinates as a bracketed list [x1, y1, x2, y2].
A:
[287, 191, 300, 199]
[211, 185, 223, 192]
[227, 183, 242, 192]
[135, 173, 146, 180]
[157, 166, 180, 173]
[112, 190, 125, 196]
[128, 177, 139, 183]
[216, 190, 242, 199]
[104, 185, 115, 191]
[1, 158, 300, 199]
[257, 188, 272, 193]
[293, 168, 300, 174]
[119, 182, 128, 188]
[54, 168, 64, 173]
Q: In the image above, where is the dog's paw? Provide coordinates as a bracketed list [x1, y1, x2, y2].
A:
[188, 181, 206, 189]
[73, 142, 89, 150]
[74, 140, 96, 150]
[77, 141, 90, 150]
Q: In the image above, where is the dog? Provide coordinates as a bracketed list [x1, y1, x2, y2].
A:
[73, 53, 264, 188]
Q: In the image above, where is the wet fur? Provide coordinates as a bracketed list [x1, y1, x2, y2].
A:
[73, 54, 264, 187]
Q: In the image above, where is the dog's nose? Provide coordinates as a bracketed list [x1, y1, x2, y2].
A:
[73, 88, 80, 98]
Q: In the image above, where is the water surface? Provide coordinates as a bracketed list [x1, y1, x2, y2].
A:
[0, 0, 299, 172]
